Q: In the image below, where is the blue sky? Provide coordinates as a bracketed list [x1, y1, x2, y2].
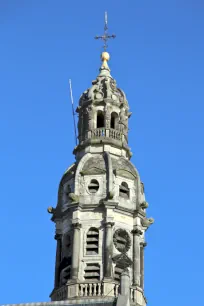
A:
[0, 0, 204, 305]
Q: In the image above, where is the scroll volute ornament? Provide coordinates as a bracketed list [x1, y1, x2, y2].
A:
[119, 108, 128, 134]
[88, 78, 104, 100]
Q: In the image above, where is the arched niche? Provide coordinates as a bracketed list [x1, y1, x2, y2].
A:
[111, 112, 119, 129]
[97, 111, 105, 128]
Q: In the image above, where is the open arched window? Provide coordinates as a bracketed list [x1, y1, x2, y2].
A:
[119, 182, 129, 199]
[111, 112, 119, 129]
[86, 227, 99, 255]
[97, 111, 104, 128]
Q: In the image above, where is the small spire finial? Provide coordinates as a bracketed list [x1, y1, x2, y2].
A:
[101, 51, 110, 71]
[95, 12, 116, 51]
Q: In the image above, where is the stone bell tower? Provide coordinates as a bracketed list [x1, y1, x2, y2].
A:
[48, 51, 154, 306]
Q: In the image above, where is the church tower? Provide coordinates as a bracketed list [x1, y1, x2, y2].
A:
[48, 28, 154, 306]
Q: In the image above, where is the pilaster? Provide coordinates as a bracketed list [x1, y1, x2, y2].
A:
[132, 228, 142, 287]
[140, 242, 147, 289]
[54, 233, 62, 289]
[104, 221, 115, 279]
[71, 222, 81, 281]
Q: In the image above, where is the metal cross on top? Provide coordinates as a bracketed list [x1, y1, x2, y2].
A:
[95, 12, 116, 51]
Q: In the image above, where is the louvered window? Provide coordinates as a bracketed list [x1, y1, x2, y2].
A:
[88, 179, 99, 194]
[119, 182, 129, 199]
[114, 265, 123, 282]
[86, 228, 99, 255]
[84, 263, 100, 281]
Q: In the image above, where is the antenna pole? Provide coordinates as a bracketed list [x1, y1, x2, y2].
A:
[69, 79, 77, 146]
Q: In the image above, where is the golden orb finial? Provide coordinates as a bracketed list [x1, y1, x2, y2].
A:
[101, 51, 110, 71]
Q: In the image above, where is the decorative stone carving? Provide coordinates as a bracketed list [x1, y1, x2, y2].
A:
[119, 108, 128, 134]
[78, 176, 84, 195]
[88, 78, 104, 101]
[140, 242, 147, 248]
[113, 229, 131, 253]
[82, 156, 106, 173]
[68, 193, 79, 203]
[87, 105, 93, 130]
[140, 201, 148, 209]
[112, 253, 133, 269]
[109, 78, 117, 91]
[79, 67, 128, 109]
[131, 228, 143, 236]
[72, 222, 82, 230]
[47, 206, 55, 214]
[105, 104, 112, 129]
[79, 89, 89, 105]
[80, 167, 106, 176]
[111, 157, 137, 177]
[105, 77, 112, 99]
[141, 217, 154, 228]
[107, 190, 114, 200]
[114, 169, 135, 180]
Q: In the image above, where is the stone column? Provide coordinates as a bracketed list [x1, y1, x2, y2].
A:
[54, 234, 62, 288]
[104, 222, 114, 279]
[120, 269, 130, 296]
[140, 242, 147, 289]
[71, 223, 81, 280]
[132, 229, 142, 286]
[105, 105, 111, 129]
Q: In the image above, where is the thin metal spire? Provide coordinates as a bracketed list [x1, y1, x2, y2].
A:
[95, 12, 116, 51]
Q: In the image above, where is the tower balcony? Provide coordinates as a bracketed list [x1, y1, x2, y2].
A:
[74, 127, 131, 159]
[51, 280, 146, 305]
[79, 128, 128, 145]
[91, 128, 123, 141]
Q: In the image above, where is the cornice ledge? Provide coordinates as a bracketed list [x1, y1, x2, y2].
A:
[115, 205, 134, 216]
[103, 200, 119, 209]
[133, 208, 146, 218]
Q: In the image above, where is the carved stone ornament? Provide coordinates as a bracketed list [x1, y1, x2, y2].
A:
[113, 229, 131, 253]
[112, 253, 133, 269]
[140, 201, 148, 209]
[111, 157, 138, 179]
[141, 217, 154, 228]
[68, 193, 79, 203]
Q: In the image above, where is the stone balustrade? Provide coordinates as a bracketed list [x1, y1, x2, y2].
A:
[51, 281, 121, 301]
[90, 128, 123, 141]
[78, 282, 103, 297]
[51, 282, 146, 305]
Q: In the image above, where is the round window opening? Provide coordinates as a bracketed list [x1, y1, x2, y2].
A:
[113, 229, 131, 253]
[88, 179, 99, 194]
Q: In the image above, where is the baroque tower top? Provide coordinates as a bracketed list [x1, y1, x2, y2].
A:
[75, 51, 132, 160]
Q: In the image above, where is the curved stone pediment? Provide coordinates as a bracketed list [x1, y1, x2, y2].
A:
[114, 169, 136, 180]
[80, 167, 106, 176]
